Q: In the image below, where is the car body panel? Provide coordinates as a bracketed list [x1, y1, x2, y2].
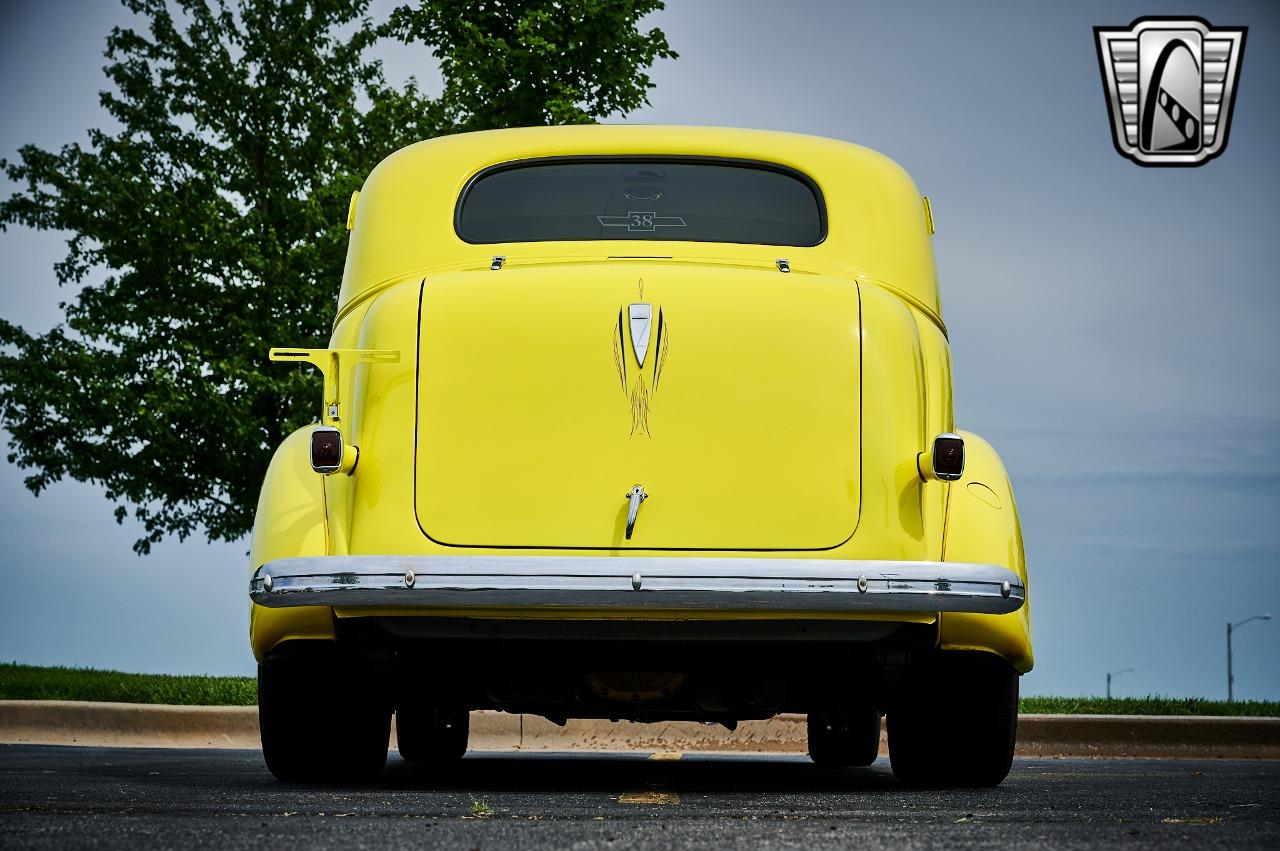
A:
[415, 263, 861, 550]
[248, 427, 335, 655]
[939, 430, 1034, 673]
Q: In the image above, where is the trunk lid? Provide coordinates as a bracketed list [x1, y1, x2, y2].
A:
[414, 262, 860, 550]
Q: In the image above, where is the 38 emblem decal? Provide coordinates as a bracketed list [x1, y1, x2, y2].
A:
[597, 211, 687, 232]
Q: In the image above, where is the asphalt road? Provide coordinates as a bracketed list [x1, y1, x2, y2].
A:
[1, 746, 1277, 849]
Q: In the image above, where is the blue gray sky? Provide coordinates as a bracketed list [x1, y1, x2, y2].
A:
[1, 0, 1278, 699]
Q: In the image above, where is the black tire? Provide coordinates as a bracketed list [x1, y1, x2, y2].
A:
[888, 653, 1019, 787]
[258, 646, 391, 783]
[807, 704, 880, 766]
[396, 702, 469, 763]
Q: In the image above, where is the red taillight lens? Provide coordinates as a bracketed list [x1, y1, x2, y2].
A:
[310, 427, 343, 474]
[932, 435, 965, 481]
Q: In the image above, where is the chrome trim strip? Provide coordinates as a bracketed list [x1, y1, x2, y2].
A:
[250, 556, 1025, 615]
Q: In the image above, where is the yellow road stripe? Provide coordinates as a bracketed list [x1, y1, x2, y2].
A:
[618, 791, 680, 805]
[617, 752, 684, 804]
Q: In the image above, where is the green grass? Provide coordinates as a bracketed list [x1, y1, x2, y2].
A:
[3, 663, 1277, 716]
[0, 663, 255, 706]
[1019, 695, 1280, 717]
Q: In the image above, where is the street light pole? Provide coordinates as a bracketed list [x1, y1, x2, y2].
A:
[1227, 614, 1272, 702]
[1106, 668, 1134, 700]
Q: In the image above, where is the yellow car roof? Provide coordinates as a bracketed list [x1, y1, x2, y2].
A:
[340, 125, 941, 323]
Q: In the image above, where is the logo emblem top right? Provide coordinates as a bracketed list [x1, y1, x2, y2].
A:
[1095, 17, 1246, 166]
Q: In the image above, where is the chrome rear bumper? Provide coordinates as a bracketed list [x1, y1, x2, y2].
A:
[250, 556, 1025, 615]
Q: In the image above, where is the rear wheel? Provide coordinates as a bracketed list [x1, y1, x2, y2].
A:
[258, 646, 391, 783]
[397, 702, 469, 763]
[888, 653, 1018, 787]
[807, 703, 880, 766]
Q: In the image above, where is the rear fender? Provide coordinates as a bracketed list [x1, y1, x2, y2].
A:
[938, 430, 1033, 673]
[249, 426, 336, 660]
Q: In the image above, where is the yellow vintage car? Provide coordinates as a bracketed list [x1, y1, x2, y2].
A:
[249, 125, 1032, 786]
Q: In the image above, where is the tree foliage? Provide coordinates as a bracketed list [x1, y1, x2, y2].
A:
[0, 0, 674, 553]
[386, 0, 674, 130]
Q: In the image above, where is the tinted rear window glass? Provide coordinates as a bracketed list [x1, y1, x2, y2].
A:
[456, 160, 824, 246]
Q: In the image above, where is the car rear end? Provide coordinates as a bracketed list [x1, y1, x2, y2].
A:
[249, 127, 1030, 786]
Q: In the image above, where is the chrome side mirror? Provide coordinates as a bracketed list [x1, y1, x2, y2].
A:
[918, 432, 965, 482]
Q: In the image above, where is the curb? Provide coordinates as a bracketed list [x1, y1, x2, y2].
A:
[2, 701, 1277, 759]
[0, 701, 260, 749]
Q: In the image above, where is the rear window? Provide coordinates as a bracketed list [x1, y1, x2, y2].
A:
[456, 159, 825, 246]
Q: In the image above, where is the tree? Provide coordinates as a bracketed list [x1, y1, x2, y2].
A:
[386, 0, 674, 130]
[0, 0, 675, 553]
